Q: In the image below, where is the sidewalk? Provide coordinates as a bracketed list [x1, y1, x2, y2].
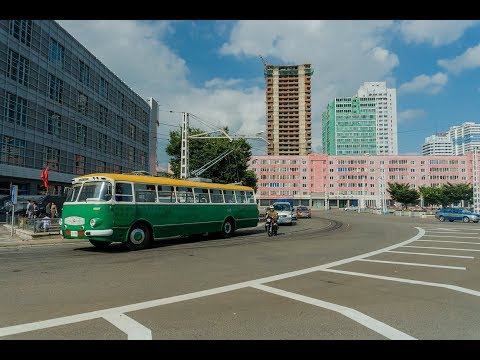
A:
[0, 223, 86, 248]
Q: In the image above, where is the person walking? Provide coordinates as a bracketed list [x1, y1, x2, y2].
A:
[50, 202, 58, 218]
[25, 199, 33, 219]
[46, 202, 52, 217]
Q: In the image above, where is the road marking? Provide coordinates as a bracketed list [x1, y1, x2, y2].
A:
[421, 235, 480, 239]
[251, 284, 416, 340]
[416, 239, 480, 244]
[403, 245, 480, 252]
[322, 269, 480, 297]
[358, 259, 466, 270]
[425, 231, 480, 235]
[386, 250, 474, 259]
[422, 228, 461, 231]
[102, 313, 152, 340]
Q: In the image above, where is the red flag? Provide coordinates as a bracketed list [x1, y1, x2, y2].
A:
[41, 166, 49, 189]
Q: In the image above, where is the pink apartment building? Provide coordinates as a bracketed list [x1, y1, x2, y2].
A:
[248, 153, 476, 209]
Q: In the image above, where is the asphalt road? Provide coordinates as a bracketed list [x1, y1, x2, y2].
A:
[1, 210, 480, 340]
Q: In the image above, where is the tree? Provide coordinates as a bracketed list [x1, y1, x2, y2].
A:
[165, 127, 258, 189]
[442, 183, 473, 206]
[418, 185, 447, 207]
[387, 182, 419, 209]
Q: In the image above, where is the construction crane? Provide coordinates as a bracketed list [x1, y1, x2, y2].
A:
[259, 55, 269, 77]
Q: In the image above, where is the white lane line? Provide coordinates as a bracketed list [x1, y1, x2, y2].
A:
[386, 250, 474, 259]
[422, 228, 461, 231]
[102, 313, 152, 340]
[416, 239, 480, 244]
[425, 232, 480, 235]
[403, 245, 480, 252]
[251, 284, 416, 340]
[358, 259, 465, 270]
[322, 268, 480, 297]
[0, 227, 426, 338]
[421, 235, 480, 239]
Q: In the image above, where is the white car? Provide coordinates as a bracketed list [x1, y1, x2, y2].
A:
[344, 205, 358, 211]
[272, 202, 296, 225]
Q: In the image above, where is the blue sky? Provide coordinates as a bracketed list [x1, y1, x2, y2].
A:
[57, 20, 480, 167]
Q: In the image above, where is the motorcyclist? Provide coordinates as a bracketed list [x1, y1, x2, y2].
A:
[265, 205, 279, 232]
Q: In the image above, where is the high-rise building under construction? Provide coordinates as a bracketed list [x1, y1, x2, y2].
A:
[264, 63, 313, 155]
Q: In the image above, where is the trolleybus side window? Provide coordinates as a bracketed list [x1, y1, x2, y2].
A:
[235, 190, 246, 203]
[176, 187, 194, 203]
[246, 191, 255, 204]
[210, 189, 224, 203]
[224, 190, 236, 203]
[115, 182, 133, 202]
[195, 188, 210, 203]
[158, 185, 176, 203]
[134, 183, 156, 203]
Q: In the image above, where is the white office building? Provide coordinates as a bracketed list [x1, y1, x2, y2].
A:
[422, 133, 453, 155]
[356, 82, 398, 155]
[448, 122, 480, 155]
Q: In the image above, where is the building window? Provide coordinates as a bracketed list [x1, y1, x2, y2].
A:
[79, 60, 90, 86]
[47, 111, 61, 136]
[98, 104, 108, 125]
[7, 49, 29, 86]
[44, 147, 59, 171]
[4, 92, 27, 127]
[0, 136, 25, 165]
[9, 20, 32, 47]
[48, 73, 63, 103]
[99, 77, 109, 99]
[77, 92, 88, 115]
[128, 146, 135, 162]
[75, 123, 87, 146]
[129, 123, 136, 140]
[117, 91, 125, 110]
[74, 155, 85, 175]
[49, 38, 64, 67]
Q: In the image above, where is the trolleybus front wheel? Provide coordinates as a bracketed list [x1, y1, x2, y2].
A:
[125, 223, 152, 251]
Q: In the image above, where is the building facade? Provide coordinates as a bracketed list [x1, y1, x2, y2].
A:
[422, 133, 453, 156]
[448, 122, 480, 155]
[248, 153, 475, 209]
[264, 64, 312, 156]
[322, 82, 398, 156]
[0, 20, 157, 196]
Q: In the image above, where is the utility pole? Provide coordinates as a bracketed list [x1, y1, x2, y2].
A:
[180, 112, 190, 180]
[179, 112, 268, 180]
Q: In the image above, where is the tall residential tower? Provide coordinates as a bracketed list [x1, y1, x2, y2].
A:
[264, 64, 313, 156]
[322, 81, 398, 156]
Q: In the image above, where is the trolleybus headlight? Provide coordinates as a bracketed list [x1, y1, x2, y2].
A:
[89, 218, 102, 227]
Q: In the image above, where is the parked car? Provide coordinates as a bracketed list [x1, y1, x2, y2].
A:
[296, 206, 311, 218]
[344, 205, 358, 211]
[272, 202, 296, 225]
[435, 207, 480, 223]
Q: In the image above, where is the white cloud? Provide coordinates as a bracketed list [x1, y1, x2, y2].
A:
[399, 73, 448, 95]
[398, 109, 427, 123]
[58, 20, 400, 164]
[438, 44, 480, 74]
[398, 20, 478, 46]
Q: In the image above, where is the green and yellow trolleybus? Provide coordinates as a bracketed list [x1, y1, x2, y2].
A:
[60, 173, 259, 250]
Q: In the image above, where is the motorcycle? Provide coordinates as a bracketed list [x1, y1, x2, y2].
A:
[265, 217, 278, 237]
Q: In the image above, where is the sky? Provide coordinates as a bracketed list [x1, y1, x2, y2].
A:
[56, 20, 480, 167]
